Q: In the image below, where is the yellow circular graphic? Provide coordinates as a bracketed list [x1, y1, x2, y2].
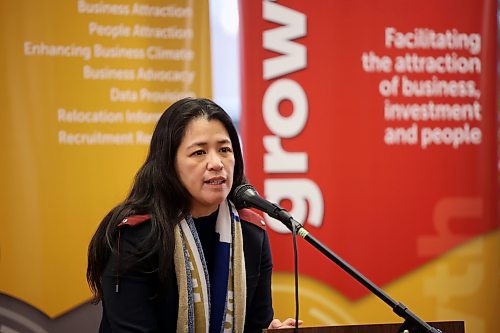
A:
[272, 272, 357, 326]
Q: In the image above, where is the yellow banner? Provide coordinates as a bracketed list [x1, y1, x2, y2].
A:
[0, 0, 211, 317]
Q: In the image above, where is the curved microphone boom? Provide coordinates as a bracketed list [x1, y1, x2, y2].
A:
[233, 183, 442, 332]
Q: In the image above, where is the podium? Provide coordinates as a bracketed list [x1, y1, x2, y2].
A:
[265, 321, 464, 333]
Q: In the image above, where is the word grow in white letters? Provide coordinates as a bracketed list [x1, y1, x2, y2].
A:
[261, 0, 324, 233]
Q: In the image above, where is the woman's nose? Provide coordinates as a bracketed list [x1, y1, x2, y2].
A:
[207, 152, 223, 170]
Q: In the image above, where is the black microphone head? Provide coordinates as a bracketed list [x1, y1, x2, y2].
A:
[234, 184, 294, 226]
[233, 183, 257, 209]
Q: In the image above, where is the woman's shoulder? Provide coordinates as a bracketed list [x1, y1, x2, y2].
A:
[117, 214, 153, 243]
[102, 213, 160, 284]
[238, 209, 272, 264]
[238, 209, 266, 231]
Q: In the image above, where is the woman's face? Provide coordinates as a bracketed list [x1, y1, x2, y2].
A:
[176, 117, 235, 217]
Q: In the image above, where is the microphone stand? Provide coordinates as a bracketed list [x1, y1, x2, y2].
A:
[277, 213, 442, 333]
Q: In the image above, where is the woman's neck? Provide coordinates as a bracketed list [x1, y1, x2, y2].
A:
[191, 205, 219, 219]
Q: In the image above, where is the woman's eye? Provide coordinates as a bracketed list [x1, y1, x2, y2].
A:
[220, 147, 232, 153]
[191, 150, 205, 156]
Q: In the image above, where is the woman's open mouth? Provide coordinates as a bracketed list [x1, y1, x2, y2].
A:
[205, 177, 226, 185]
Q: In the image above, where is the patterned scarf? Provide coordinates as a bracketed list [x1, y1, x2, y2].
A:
[174, 200, 246, 333]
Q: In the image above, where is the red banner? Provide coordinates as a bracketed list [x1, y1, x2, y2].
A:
[240, 0, 497, 301]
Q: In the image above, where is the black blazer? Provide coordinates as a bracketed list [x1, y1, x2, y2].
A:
[99, 214, 274, 333]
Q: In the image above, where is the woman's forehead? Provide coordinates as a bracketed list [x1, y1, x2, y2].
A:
[181, 118, 230, 142]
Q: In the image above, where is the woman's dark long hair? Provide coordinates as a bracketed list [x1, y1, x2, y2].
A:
[87, 97, 246, 302]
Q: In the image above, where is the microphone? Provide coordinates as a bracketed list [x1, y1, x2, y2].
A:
[233, 184, 295, 229]
[235, 184, 440, 333]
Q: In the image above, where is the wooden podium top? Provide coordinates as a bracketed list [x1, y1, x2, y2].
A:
[264, 320, 464, 333]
